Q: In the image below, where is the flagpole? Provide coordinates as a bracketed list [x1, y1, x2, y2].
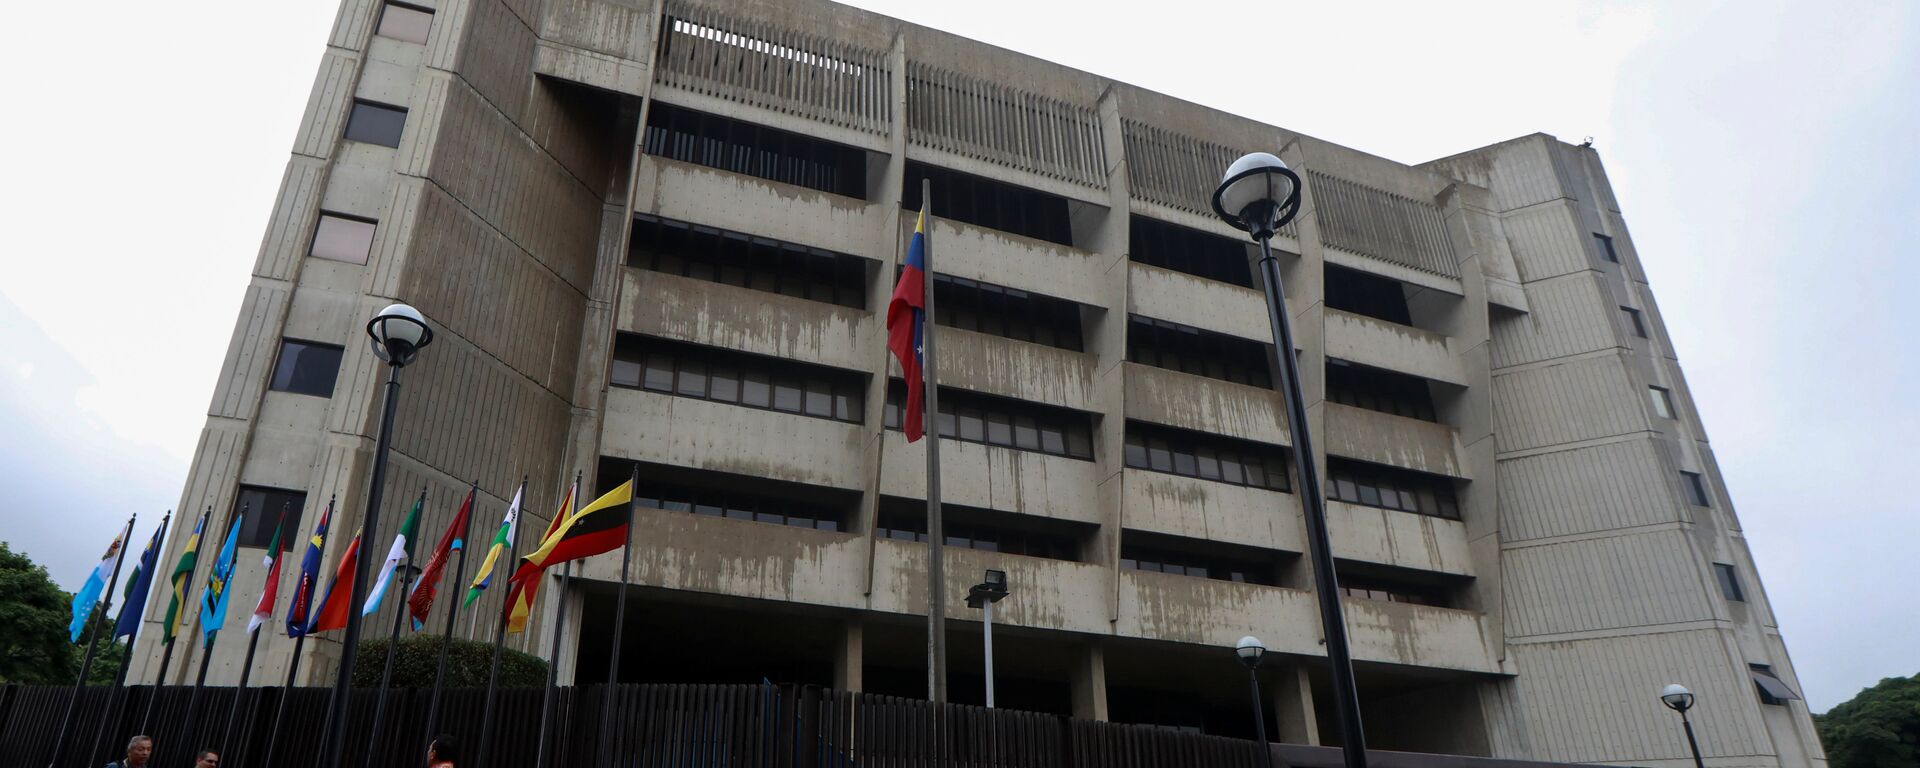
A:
[476, 478, 526, 768]
[143, 506, 208, 734]
[263, 493, 328, 768]
[919, 178, 949, 707]
[595, 465, 639, 764]
[366, 486, 427, 768]
[179, 503, 242, 760]
[140, 638, 176, 734]
[535, 470, 581, 768]
[49, 514, 135, 768]
[221, 502, 287, 765]
[424, 482, 479, 742]
[94, 513, 170, 766]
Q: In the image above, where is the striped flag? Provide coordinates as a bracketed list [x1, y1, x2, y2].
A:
[248, 506, 291, 634]
[286, 500, 332, 638]
[503, 479, 576, 634]
[407, 487, 473, 629]
[162, 509, 210, 644]
[463, 483, 522, 607]
[503, 481, 633, 629]
[362, 492, 424, 617]
[886, 208, 931, 442]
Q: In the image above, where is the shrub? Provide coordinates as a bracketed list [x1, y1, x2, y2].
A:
[352, 634, 548, 688]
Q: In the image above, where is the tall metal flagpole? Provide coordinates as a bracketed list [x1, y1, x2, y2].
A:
[179, 504, 241, 756]
[262, 494, 328, 768]
[920, 178, 948, 706]
[221, 503, 288, 765]
[143, 506, 209, 735]
[366, 487, 427, 768]
[535, 471, 581, 768]
[91, 507, 163, 768]
[475, 478, 526, 768]
[595, 466, 639, 763]
[424, 482, 479, 742]
[49, 514, 135, 768]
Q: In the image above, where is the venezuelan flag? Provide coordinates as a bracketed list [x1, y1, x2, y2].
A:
[886, 208, 930, 441]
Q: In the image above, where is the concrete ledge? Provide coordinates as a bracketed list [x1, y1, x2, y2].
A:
[1126, 261, 1271, 343]
[930, 327, 1097, 412]
[603, 386, 868, 491]
[1343, 597, 1499, 673]
[619, 268, 875, 373]
[576, 504, 869, 609]
[870, 540, 1110, 635]
[1325, 402, 1466, 479]
[879, 433, 1101, 526]
[635, 155, 882, 258]
[1120, 468, 1305, 555]
[1124, 362, 1290, 448]
[1328, 500, 1472, 577]
[905, 214, 1109, 309]
[1324, 308, 1464, 386]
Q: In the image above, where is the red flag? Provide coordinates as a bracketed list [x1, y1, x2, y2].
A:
[309, 531, 363, 634]
[887, 210, 930, 441]
[503, 480, 576, 633]
[407, 488, 473, 629]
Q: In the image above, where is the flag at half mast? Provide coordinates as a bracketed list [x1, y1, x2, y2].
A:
[886, 208, 931, 442]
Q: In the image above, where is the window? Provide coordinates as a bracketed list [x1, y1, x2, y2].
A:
[643, 103, 867, 198]
[611, 334, 865, 424]
[1338, 575, 1449, 607]
[1594, 233, 1619, 263]
[310, 213, 377, 265]
[904, 162, 1073, 246]
[1326, 359, 1438, 421]
[886, 382, 1094, 460]
[269, 340, 345, 398]
[875, 500, 1085, 562]
[1128, 316, 1273, 388]
[1327, 458, 1459, 520]
[1129, 216, 1254, 288]
[1325, 264, 1411, 326]
[375, 2, 433, 44]
[1713, 563, 1746, 602]
[1621, 306, 1648, 338]
[1680, 471, 1711, 507]
[932, 274, 1083, 351]
[1649, 386, 1676, 419]
[344, 100, 408, 148]
[1120, 533, 1279, 586]
[628, 215, 868, 309]
[1749, 665, 1799, 706]
[633, 478, 846, 532]
[233, 486, 306, 551]
[1124, 422, 1291, 492]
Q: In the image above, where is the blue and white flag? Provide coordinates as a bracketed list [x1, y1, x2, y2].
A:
[198, 508, 244, 647]
[70, 522, 132, 642]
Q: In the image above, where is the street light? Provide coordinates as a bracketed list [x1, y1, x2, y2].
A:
[319, 302, 434, 768]
[967, 569, 1010, 708]
[1215, 153, 1368, 768]
[1235, 636, 1275, 768]
[1660, 683, 1706, 768]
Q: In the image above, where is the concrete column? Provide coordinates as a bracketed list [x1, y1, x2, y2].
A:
[1274, 663, 1319, 745]
[1070, 643, 1109, 721]
[835, 620, 865, 693]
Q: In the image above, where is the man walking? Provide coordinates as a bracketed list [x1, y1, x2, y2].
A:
[104, 735, 152, 768]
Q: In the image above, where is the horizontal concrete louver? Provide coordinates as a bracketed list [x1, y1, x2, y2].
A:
[657, 0, 891, 136]
[905, 61, 1107, 189]
[1304, 170, 1459, 278]
[1119, 120, 1296, 236]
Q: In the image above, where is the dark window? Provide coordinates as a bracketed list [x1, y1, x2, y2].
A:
[1128, 315, 1272, 388]
[885, 382, 1093, 460]
[1749, 665, 1798, 706]
[1325, 264, 1411, 326]
[1338, 573, 1449, 607]
[931, 274, 1082, 351]
[1649, 386, 1677, 419]
[612, 334, 865, 424]
[1120, 532, 1279, 586]
[375, 2, 433, 43]
[270, 340, 344, 398]
[1680, 471, 1711, 507]
[1327, 458, 1459, 520]
[310, 213, 377, 265]
[1594, 233, 1619, 263]
[629, 215, 867, 310]
[1124, 422, 1291, 492]
[344, 100, 408, 148]
[1129, 216, 1253, 288]
[903, 162, 1073, 246]
[632, 478, 846, 532]
[876, 500, 1085, 561]
[643, 102, 867, 198]
[1621, 306, 1648, 338]
[1326, 359, 1438, 421]
[1713, 563, 1746, 602]
[232, 486, 306, 551]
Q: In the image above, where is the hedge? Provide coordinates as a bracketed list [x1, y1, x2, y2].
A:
[351, 635, 549, 688]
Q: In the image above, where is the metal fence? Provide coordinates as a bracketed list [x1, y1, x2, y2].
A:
[3, 682, 1274, 768]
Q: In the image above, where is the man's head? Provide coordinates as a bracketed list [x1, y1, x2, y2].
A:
[125, 736, 153, 765]
[193, 749, 219, 768]
[428, 734, 460, 765]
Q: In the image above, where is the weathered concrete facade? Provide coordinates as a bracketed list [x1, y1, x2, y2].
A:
[131, 0, 1823, 764]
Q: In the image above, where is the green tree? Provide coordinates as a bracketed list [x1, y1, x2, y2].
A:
[0, 541, 79, 683]
[353, 634, 550, 689]
[1815, 673, 1920, 768]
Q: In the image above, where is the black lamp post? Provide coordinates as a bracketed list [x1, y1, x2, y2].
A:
[318, 302, 434, 768]
[1235, 636, 1276, 768]
[966, 570, 1010, 708]
[1214, 152, 1368, 768]
[1661, 683, 1707, 768]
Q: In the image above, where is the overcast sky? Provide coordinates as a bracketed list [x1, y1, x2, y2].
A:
[0, 0, 1912, 712]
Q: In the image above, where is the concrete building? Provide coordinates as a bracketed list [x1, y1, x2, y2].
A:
[127, 0, 1825, 764]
